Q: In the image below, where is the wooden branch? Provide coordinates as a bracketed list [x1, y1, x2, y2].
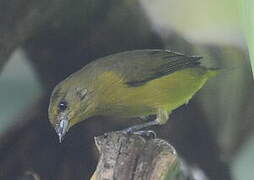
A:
[0, 0, 66, 73]
[91, 131, 180, 180]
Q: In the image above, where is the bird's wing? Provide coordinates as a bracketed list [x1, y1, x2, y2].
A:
[93, 49, 202, 87]
[112, 49, 202, 87]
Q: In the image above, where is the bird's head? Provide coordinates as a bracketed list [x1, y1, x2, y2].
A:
[48, 78, 94, 143]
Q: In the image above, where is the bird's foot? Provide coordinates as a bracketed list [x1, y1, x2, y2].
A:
[133, 130, 157, 139]
[122, 120, 159, 139]
[122, 128, 157, 139]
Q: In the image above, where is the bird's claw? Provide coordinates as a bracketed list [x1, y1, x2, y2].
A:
[133, 130, 157, 139]
[122, 128, 157, 139]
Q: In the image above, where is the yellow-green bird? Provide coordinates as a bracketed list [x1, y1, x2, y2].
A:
[48, 49, 218, 142]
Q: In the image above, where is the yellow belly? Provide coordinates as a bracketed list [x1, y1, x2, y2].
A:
[95, 68, 214, 117]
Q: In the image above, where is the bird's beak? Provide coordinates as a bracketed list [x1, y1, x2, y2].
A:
[55, 119, 69, 143]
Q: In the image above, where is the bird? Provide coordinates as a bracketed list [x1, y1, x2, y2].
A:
[48, 49, 218, 142]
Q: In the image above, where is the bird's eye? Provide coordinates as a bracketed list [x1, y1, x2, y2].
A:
[58, 101, 68, 111]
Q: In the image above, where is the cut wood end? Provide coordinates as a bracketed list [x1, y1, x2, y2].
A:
[91, 131, 179, 180]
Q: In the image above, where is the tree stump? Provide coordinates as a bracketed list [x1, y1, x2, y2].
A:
[91, 131, 180, 180]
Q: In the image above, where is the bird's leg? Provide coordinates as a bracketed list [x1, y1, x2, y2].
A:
[123, 120, 159, 134]
[123, 109, 170, 134]
[156, 108, 170, 125]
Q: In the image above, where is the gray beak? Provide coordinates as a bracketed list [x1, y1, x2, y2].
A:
[55, 119, 69, 143]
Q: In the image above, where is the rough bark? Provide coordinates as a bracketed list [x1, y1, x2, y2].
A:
[91, 132, 179, 180]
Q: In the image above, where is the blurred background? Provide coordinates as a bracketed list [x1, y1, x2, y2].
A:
[0, 0, 253, 179]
